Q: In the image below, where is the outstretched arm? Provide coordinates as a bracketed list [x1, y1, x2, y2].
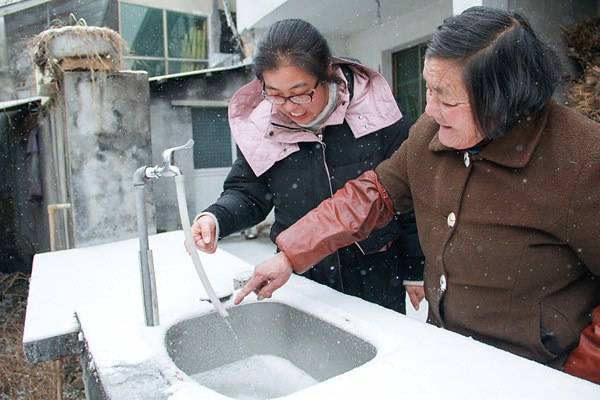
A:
[234, 170, 396, 303]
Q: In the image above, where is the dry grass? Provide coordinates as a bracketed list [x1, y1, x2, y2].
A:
[32, 25, 123, 73]
[0, 272, 84, 400]
[564, 18, 600, 123]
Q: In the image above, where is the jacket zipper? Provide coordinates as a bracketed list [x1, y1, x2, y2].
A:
[315, 132, 345, 292]
[316, 132, 371, 293]
[316, 134, 366, 256]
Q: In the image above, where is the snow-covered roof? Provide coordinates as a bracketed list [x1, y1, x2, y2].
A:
[148, 61, 253, 84]
[0, 96, 48, 113]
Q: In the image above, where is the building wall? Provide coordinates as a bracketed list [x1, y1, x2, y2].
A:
[333, 0, 598, 102]
[148, 97, 194, 231]
[236, 0, 285, 32]
[0, 103, 50, 272]
[345, 0, 451, 83]
[62, 71, 154, 247]
[149, 65, 254, 232]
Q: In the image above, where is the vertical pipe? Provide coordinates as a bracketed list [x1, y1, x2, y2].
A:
[134, 180, 159, 326]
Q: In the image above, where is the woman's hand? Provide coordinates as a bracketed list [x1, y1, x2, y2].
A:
[234, 252, 294, 304]
[191, 215, 217, 253]
[405, 283, 425, 311]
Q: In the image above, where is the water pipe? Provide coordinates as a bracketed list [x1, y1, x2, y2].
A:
[133, 167, 160, 326]
[175, 174, 228, 318]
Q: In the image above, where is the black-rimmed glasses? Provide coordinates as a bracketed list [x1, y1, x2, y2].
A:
[262, 81, 320, 105]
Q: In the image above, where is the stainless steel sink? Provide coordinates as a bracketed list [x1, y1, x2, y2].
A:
[165, 302, 377, 398]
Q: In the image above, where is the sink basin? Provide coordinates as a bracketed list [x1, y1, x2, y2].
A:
[165, 302, 377, 398]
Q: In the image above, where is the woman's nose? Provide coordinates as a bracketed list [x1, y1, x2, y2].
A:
[424, 98, 438, 119]
[281, 100, 300, 113]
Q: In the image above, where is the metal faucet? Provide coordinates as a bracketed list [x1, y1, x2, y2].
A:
[133, 139, 193, 326]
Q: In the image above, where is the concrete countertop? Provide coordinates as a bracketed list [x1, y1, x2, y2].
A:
[24, 230, 600, 399]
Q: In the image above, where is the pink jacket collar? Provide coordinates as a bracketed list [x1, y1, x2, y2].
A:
[228, 58, 402, 177]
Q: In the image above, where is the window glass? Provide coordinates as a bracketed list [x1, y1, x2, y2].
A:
[392, 44, 427, 123]
[120, 2, 164, 57]
[48, 0, 118, 30]
[123, 58, 165, 76]
[192, 108, 232, 169]
[166, 11, 207, 59]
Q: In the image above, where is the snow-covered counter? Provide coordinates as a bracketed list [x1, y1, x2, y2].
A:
[24, 231, 600, 399]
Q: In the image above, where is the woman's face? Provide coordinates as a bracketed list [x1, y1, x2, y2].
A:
[423, 57, 484, 149]
[262, 64, 329, 125]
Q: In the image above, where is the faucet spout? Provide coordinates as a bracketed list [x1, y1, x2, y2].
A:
[141, 139, 193, 180]
[161, 139, 193, 166]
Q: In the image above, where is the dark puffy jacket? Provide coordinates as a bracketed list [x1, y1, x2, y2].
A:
[205, 63, 423, 312]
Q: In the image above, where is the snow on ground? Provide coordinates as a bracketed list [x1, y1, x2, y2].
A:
[25, 231, 600, 399]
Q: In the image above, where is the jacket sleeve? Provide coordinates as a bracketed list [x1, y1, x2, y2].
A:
[375, 128, 414, 214]
[203, 152, 273, 238]
[276, 170, 396, 272]
[564, 306, 600, 384]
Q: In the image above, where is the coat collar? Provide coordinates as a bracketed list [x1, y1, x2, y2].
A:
[428, 102, 552, 168]
[230, 59, 402, 177]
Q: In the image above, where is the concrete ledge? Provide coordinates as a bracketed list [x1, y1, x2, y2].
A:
[23, 331, 80, 364]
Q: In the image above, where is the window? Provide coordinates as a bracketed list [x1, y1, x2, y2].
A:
[191, 107, 232, 169]
[392, 43, 427, 123]
[119, 3, 163, 57]
[119, 2, 208, 77]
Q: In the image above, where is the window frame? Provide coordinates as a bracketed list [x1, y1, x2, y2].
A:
[392, 42, 428, 123]
[118, 1, 209, 76]
[186, 101, 236, 171]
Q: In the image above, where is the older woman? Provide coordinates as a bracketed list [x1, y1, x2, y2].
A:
[235, 7, 600, 383]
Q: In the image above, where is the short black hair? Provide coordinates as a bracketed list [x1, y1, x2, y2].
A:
[254, 19, 332, 83]
[426, 6, 561, 139]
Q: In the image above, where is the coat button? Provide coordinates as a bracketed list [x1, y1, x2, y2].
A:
[440, 274, 447, 291]
[358, 115, 363, 119]
[463, 152, 470, 167]
[447, 212, 456, 227]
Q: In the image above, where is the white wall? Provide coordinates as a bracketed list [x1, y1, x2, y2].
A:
[453, 0, 481, 14]
[324, 35, 349, 59]
[345, 0, 451, 84]
[236, 0, 286, 32]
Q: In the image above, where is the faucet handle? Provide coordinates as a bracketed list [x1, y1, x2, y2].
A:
[161, 139, 194, 166]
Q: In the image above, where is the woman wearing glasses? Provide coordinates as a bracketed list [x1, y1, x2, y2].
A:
[191, 18, 425, 314]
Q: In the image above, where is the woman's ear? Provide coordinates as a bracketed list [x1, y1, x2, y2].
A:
[327, 63, 335, 80]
